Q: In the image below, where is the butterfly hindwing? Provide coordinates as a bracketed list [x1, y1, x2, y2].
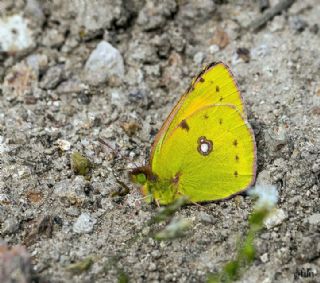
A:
[151, 104, 256, 204]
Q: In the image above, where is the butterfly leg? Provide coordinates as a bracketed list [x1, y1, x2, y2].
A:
[189, 200, 203, 208]
[176, 191, 202, 207]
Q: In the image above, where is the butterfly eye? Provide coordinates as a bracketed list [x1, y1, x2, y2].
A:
[133, 173, 147, 185]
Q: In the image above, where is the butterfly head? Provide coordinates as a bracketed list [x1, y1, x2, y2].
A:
[131, 172, 147, 185]
[129, 166, 156, 185]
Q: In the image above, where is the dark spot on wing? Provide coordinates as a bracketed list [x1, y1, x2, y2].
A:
[172, 172, 181, 185]
[192, 68, 206, 86]
[234, 171, 238, 177]
[233, 139, 238, 147]
[219, 96, 223, 101]
[179, 119, 189, 131]
[204, 114, 209, 119]
[216, 85, 220, 92]
[219, 119, 223, 125]
[235, 155, 239, 161]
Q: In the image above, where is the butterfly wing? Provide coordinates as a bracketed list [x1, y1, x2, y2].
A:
[151, 62, 245, 166]
[150, 104, 256, 204]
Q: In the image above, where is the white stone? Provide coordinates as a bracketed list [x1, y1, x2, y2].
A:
[69, 0, 121, 37]
[193, 51, 204, 64]
[308, 213, 320, 225]
[0, 14, 34, 53]
[25, 0, 45, 24]
[269, 16, 285, 32]
[0, 194, 11, 204]
[56, 139, 71, 151]
[83, 41, 124, 85]
[26, 54, 48, 75]
[260, 253, 269, 263]
[111, 89, 127, 108]
[73, 213, 96, 234]
[251, 44, 269, 59]
[209, 44, 219, 54]
[0, 136, 9, 154]
[264, 208, 287, 229]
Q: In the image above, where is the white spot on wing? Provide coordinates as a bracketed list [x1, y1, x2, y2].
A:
[197, 136, 213, 156]
[200, 143, 209, 154]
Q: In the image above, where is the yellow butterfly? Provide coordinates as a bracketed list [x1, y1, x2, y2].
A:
[130, 62, 256, 205]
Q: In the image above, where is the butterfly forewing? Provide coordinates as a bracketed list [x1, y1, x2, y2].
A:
[151, 62, 245, 167]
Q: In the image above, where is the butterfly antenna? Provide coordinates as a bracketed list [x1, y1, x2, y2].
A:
[98, 137, 121, 157]
[114, 175, 131, 195]
[97, 137, 141, 169]
[135, 195, 152, 201]
[103, 165, 131, 196]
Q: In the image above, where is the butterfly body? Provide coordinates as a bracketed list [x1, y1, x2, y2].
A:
[131, 62, 256, 205]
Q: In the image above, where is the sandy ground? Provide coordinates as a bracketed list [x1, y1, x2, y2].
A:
[0, 0, 319, 282]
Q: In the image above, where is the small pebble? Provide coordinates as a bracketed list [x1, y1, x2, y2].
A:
[0, 14, 35, 53]
[83, 41, 124, 85]
[199, 212, 215, 224]
[137, 1, 176, 31]
[151, 250, 161, 259]
[42, 29, 65, 48]
[40, 65, 65, 90]
[26, 54, 48, 75]
[307, 213, 320, 225]
[258, 0, 270, 12]
[193, 52, 205, 64]
[3, 218, 20, 235]
[208, 44, 219, 54]
[264, 208, 287, 229]
[148, 262, 157, 272]
[265, 125, 287, 153]
[56, 139, 71, 151]
[311, 162, 320, 173]
[309, 24, 319, 34]
[269, 16, 285, 32]
[0, 194, 11, 205]
[73, 213, 96, 234]
[289, 16, 308, 32]
[260, 253, 269, 263]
